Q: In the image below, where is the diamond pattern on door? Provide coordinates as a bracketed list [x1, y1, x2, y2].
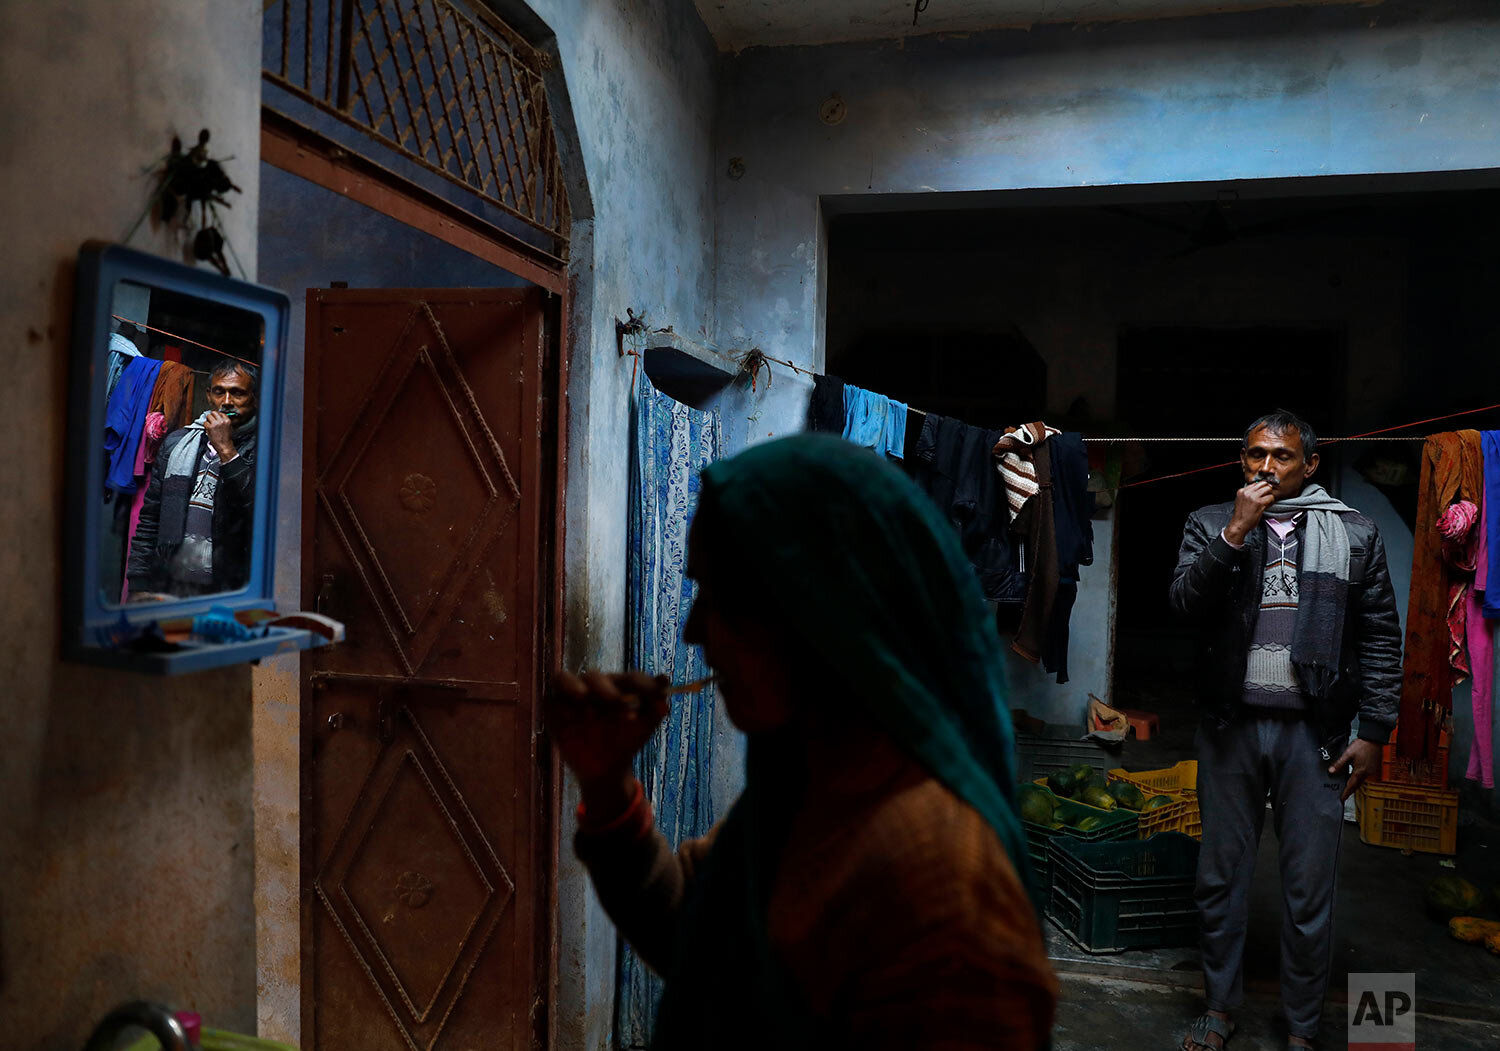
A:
[316, 705, 515, 1051]
[317, 303, 522, 674]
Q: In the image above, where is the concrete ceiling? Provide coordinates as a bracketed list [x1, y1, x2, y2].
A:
[692, 0, 1375, 50]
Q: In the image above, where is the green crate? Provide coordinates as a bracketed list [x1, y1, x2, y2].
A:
[1046, 832, 1200, 953]
[1019, 784, 1138, 895]
[1014, 725, 1121, 786]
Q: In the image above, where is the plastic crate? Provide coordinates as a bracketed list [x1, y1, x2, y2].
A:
[1355, 781, 1458, 856]
[1020, 784, 1138, 896]
[1046, 832, 1201, 953]
[1111, 760, 1198, 796]
[1375, 728, 1450, 788]
[1013, 725, 1121, 786]
[1108, 762, 1202, 840]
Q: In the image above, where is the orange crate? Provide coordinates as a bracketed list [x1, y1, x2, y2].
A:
[1355, 781, 1458, 855]
[1375, 728, 1450, 788]
[1107, 763, 1202, 840]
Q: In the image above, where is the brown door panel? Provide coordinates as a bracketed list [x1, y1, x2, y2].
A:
[302, 288, 547, 1051]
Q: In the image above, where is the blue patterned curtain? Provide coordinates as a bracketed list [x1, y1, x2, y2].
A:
[617, 370, 724, 1048]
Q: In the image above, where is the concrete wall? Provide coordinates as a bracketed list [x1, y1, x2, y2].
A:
[495, 2, 723, 1048]
[0, 1, 264, 1047]
[713, 0, 1500, 367]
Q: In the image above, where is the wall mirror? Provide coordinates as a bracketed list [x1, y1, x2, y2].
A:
[65, 243, 338, 673]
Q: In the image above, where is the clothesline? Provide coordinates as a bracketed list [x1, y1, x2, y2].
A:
[111, 314, 260, 370]
[737, 348, 1500, 490]
[739, 350, 1452, 442]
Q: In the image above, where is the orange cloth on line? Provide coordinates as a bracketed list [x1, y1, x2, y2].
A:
[575, 727, 1058, 1049]
[1399, 430, 1483, 762]
[148, 360, 196, 432]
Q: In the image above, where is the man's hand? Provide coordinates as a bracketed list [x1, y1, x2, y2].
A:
[204, 411, 237, 461]
[1330, 738, 1381, 803]
[1223, 480, 1276, 547]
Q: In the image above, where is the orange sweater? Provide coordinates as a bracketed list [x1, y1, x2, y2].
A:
[576, 733, 1058, 1049]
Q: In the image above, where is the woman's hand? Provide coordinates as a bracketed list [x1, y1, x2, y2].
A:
[549, 670, 670, 820]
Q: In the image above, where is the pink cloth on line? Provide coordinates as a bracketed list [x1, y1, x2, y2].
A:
[1439, 499, 1480, 570]
[1439, 500, 1481, 680]
[120, 412, 169, 603]
[1466, 488, 1495, 788]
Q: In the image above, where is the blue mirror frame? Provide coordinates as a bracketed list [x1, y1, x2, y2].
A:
[63, 242, 320, 673]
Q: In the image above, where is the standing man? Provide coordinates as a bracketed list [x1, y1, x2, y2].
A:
[1171, 411, 1401, 1051]
[128, 360, 259, 599]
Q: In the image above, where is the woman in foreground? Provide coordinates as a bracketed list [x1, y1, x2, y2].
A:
[551, 434, 1057, 1049]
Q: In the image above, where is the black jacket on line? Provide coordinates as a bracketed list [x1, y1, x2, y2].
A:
[1168, 502, 1402, 756]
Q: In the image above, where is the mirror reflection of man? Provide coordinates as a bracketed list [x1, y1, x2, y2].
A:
[1170, 411, 1402, 1051]
[127, 361, 258, 600]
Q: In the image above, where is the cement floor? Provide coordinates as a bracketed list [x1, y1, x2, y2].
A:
[1053, 972, 1500, 1050]
[1051, 678, 1500, 1048]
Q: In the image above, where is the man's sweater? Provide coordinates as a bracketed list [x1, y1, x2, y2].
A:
[1243, 514, 1308, 712]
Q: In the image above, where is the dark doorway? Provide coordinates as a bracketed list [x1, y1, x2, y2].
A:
[1111, 326, 1348, 690]
[828, 326, 1048, 431]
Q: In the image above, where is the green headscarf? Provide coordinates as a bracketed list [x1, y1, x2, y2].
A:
[651, 434, 1039, 1049]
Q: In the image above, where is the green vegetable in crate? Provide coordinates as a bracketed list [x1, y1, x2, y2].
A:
[1080, 787, 1118, 811]
[1048, 767, 1082, 798]
[1106, 780, 1146, 811]
[1425, 875, 1484, 919]
[1086, 770, 1108, 791]
[1018, 788, 1057, 826]
[1075, 816, 1106, 832]
[1143, 794, 1176, 811]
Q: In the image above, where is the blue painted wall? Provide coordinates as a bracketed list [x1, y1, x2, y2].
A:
[514, 2, 722, 1048]
[712, 2, 1500, 366]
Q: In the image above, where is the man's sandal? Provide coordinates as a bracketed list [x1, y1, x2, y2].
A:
[1180, 1013, 1236, 1051]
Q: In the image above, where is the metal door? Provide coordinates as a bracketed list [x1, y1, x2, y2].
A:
[301, 288, 551, 1050]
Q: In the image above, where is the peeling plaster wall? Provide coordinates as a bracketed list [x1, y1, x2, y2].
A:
[0, 2, 263, 1047]
[713, 0, 1500, 367]
[516, 2, 721, 1048]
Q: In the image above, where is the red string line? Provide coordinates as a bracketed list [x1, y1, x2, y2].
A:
[112, 314, 259, 369]
[1113, 400, 1500, 492]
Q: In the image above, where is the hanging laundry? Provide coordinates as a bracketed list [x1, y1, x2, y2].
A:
[106, 330, 142, 403]
[1012, 440, 1059, 667]
[1464, 480, 1494, 788]
[993, 421, 1059, 520]
[911, 413, 1024, 604]
[103, 356, 163, 495]
[1484, 430, 1500, 619]
[842, 384, 908, 459]
[120, 411, 170, 603]
[148, 359, 197, 432]
[1400, 430, 1483, 762]
[1438, 499, 1480, 680]
[1040, 432, 1095, 684]
[807, 374, 846, 434]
